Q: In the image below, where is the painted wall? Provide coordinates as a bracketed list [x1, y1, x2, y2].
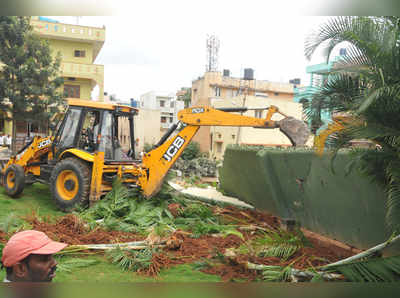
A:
[220, 146, 397, 252]
[135, 108, 161, 155]
[48, 39, 94, 64]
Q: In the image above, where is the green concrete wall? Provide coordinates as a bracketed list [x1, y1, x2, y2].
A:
[219, 146, 394, 251]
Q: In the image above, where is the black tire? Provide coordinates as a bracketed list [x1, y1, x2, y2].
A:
[50, 158, 91, 212]
[3, 164, 25, 198]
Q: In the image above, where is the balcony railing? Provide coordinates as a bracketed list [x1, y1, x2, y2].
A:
[161, 122, 174, 129]
[31, 19, 105, 43]
[61, 62, 104, 81]
[160, 107, 175, 114]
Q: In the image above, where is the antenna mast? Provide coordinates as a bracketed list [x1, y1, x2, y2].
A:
[205, 35, 220, 72]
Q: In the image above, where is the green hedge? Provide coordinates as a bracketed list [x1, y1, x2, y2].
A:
[219, 146, 278, 214]
[219, 146, 392, 250]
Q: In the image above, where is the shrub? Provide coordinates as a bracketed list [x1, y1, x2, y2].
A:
[181, 141, 200, 160]
[143, 142, 154, 153]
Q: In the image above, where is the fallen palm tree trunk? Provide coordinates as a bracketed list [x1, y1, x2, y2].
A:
[60, 240, 166, 253]
[246, 262, 344, 281]
[320, 233, 400, 270]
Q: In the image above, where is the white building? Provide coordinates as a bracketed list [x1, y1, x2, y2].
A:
[139, 91, 185, 131]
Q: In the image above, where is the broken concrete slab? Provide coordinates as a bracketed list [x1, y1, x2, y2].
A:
[168, 181, 254, 209]
[278, 117, 310, 146]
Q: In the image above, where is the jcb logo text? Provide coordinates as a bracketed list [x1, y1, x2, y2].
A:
[163, 136, 185, 162]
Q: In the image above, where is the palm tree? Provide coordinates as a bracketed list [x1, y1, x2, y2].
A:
[303, 16, 400, 231]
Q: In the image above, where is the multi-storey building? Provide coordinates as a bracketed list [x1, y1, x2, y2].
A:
[191, 70, 306, 157]
[31, 16, 105, 101]
[0, 16, 105, 143]
[139, 91, 185, 133]
[294, 49, 349, 134]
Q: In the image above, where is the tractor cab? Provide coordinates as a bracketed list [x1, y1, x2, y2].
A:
[53, 99, 139, 162]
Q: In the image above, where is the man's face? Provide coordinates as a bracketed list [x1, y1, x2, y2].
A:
[24, 254, 58, 282]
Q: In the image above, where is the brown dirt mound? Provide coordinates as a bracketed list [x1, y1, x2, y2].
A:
[22, 213, 144, 245]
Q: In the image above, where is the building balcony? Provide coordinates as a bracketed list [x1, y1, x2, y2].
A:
[61, 61, 104, 84]
[160, 107, 175, 114]
[161, 122, 174, 129]
[30, 18, 105, 61]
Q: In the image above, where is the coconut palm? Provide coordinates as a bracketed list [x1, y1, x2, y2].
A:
[303, 16, 400, 231]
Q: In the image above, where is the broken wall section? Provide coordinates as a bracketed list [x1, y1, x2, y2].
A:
[219, 146, 394, 251]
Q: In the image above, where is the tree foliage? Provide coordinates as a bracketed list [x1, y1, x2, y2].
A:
[177, 87, 191, 108]
[304, 16, 400, 231]
[180, 141, 201, 160]
[0, 16, 64, 151]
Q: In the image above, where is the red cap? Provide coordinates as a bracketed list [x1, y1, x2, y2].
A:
[1, 230, 67, 267]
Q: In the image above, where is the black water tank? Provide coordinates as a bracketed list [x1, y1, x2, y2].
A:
[223, 69, 230, 77]
[243, 68, 254, 80]
[289, 78, 301, 85]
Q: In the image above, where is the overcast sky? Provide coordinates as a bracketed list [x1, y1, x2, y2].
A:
[50, 10, 330, 102]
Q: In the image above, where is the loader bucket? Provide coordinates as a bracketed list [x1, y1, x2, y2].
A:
[278, 117, 310, 147]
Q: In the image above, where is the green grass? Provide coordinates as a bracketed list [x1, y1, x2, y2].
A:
[0, 183, 65, 219]
[0, 255, 221, 282]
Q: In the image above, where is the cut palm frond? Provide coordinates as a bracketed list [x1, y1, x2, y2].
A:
[106, 246, 153, 272]
[252, 230, 305, 260]
[329, 255, 400, 282]
[261, 265, 290, 282]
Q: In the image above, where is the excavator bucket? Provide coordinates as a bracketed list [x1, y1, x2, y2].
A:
[278, 117, 310, 147]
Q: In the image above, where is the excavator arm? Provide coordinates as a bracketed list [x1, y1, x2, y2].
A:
[138, 105, 309, 197]
[313, 116, 352, 155]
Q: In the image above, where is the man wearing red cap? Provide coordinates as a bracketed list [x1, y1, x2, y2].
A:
[1, 230, 67, 282]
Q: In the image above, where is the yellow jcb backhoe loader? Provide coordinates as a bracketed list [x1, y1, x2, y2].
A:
[0, 98, 309, 211]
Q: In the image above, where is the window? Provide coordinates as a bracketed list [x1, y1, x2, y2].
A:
[255, 110, 263, 118]
[58, 109, 81, 149]
[214, 87, 221, 97]
[161, 117, 167, 123]
[255, 92, 268, 98]
[274, 92, 279, 96]
[170, 102, 174, 108]
[64, 85, 80, 98]
[169, 117, 173, 123]
[160, 100, 165, 107]
[216, 142, 222, 153]
[74, 50, 86, 57]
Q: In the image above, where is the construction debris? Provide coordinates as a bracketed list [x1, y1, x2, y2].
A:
[2, 202, 358, 281]
[278, 117, 310, 146]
